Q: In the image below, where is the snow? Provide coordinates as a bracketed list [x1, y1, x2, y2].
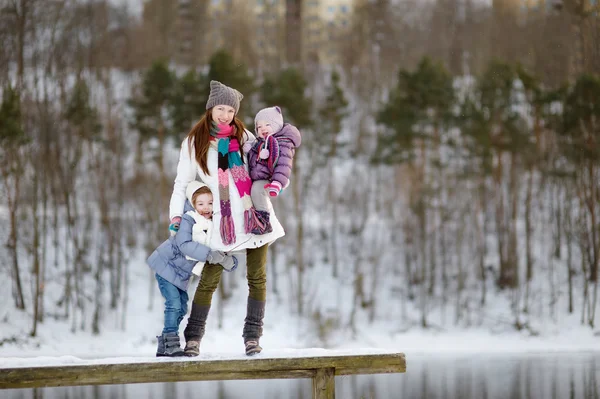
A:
[1, 327, 598, 369]
[0, 347, 396, 369]
[0, 184, 598, 369]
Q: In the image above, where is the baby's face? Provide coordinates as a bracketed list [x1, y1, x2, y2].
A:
[193, 193, 213, 219]
[256, 120, 274, 139]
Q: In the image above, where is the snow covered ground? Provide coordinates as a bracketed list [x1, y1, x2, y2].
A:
[1, 262, 598, 367]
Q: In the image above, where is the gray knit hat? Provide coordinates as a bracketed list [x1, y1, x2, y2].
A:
[206, 80, 244, 114]
[255, 106, 284, 133]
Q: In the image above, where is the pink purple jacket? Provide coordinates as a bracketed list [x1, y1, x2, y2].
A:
[247, 123, 302, 188]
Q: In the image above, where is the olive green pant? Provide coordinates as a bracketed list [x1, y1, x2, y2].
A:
[192, 244, 269, 306]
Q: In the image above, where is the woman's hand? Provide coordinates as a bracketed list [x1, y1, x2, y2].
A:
[207, 250, 238, 272]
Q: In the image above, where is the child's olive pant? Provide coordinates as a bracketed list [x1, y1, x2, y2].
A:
[192, 244, 269, 306]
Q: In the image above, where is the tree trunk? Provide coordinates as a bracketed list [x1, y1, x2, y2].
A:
[523, 168, 534, 314]
[285, 0, 302, 65]
[476, 175, 488, 307]
[30, 168, 41, 336]
[329, 175, 339, 278]
[16, 0, 31, 90]
[565, 191, 574, 314]
[4, 167, 26, 310]
[292, 162, 304, 315]
[494, 153, 511, 289]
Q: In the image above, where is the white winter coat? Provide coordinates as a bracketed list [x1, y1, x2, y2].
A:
[169, 132, 285, 252]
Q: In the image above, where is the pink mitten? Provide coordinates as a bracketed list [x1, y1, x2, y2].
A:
[264, 181, 282, 197]
[243, 141, 253, 153]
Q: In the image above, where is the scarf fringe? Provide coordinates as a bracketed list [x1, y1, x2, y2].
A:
[220, 214, 236, 246]
[244, 208, 263, 234]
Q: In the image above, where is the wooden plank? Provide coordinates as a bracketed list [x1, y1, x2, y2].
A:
[0, 353, 406, 389]
[313, 368, 335, 399]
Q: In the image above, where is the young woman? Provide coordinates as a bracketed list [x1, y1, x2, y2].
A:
[168, 80, 285, 356]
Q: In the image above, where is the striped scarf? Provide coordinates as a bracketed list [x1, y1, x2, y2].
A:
[209, 122, 261, 245]
[257, 134, 280, 173]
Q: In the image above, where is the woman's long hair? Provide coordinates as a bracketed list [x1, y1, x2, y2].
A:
[186, 108, 247, 176]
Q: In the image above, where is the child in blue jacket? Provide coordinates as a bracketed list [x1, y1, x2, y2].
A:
[147, 181, 238, 357]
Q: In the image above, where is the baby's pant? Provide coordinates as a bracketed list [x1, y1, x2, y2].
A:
[251, 180, 270, 212]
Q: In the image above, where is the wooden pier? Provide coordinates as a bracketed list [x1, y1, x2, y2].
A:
[0, 351, 406, 399]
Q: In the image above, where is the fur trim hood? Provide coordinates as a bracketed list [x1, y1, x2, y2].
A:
[185, 180, 209, 205]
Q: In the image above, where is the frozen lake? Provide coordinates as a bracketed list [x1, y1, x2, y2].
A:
[3, 352, 599, 399]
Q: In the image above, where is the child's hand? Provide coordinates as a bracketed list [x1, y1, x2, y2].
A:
[242, 141, 253, 154]
[264, 181, 282, 197]
[169, 216, 182, 237]
[221, 254, 238, 272]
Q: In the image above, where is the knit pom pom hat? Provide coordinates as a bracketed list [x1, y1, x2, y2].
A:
[255, 106, 284, 134]
[206, 80, 244, 114]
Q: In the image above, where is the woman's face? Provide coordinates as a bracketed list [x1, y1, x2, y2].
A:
[211, 104, 236, 125]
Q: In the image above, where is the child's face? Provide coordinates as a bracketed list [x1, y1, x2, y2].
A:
[256, 120, 274, 139]
[194, 193, 213, 219]
[212, 105, 235, 126]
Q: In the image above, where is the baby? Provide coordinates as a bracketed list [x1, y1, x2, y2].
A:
[243, 106, 301, 234]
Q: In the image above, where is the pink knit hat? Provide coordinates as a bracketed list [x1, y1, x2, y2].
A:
[255, 106, 284, 134]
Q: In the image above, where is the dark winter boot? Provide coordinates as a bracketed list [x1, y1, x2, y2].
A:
[251, 210, 273, 235]
[183, 303, 210, 357]
[242, 297, 265, 356]
[156, 335, 166, 357]
[160, 332, 185, 357]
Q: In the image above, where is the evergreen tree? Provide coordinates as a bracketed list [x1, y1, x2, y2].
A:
[460, 60, 533, 291]
[318, 70, 348, 160]
[64, 80, 102, 140]
[0, 85, 27, 310]
[129, 59, 175, 147]
[375, 57, 455, 165]
[260, 66, 312, 316]
[374, 57, 456, 328]
[317, 70, 349, 278]
[261, 67, 312, 128]
[559, 74, 600, 291]
[206, 50, 255, 122]
[560, 74, 600, 165]
[128, 58, 177, 198]
[170, 69, 206, 138]
[459, 61, 534, 176]
[128, 60, 176, 228]
[0, 86, 27, 147]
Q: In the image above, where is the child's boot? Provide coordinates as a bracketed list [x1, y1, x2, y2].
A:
[156, 335, 166, 357]
[161, 332, 185, 357]
[251, 210, 273, 235]
[242, 297, 265, 356]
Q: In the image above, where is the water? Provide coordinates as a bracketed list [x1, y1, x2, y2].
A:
[4, 353, 599, 399]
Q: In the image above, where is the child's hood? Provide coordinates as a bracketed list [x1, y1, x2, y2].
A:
[273, 123, 301, 148]
[185, 180, 209, 205]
